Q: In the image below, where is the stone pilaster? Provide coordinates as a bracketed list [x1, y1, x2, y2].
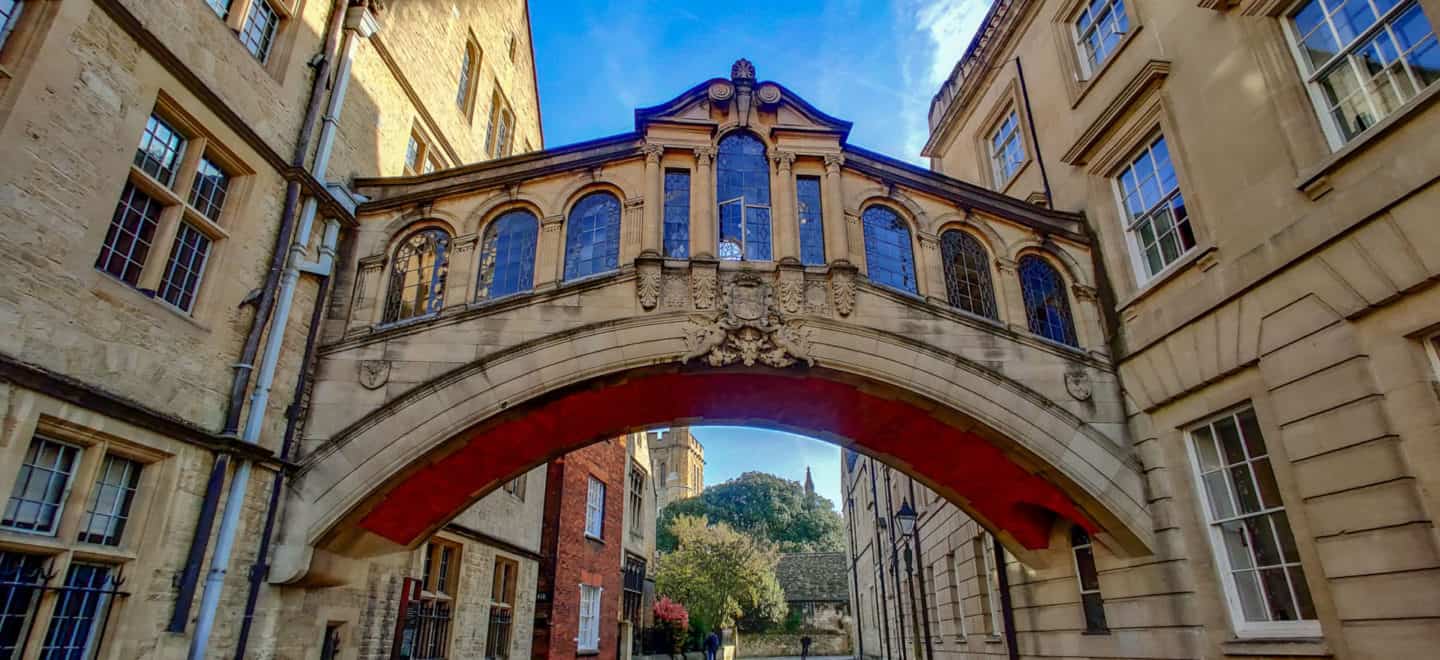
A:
[536, 214, 565, 289]
[770, 150, 798, 263]
[822, 154, 850, 265]
[691, 146, 717, 259]
[640, 143, 664, 257]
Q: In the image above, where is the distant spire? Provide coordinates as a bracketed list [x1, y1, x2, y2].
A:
[804, 466, 815, 497]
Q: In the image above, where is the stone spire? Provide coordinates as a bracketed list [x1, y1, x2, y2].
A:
[804, 466, 815, 498]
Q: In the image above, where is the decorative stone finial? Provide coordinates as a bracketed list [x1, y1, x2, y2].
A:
[731, 58, 756, 82]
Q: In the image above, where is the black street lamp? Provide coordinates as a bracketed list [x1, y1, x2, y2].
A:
[895, 498, 918, 537]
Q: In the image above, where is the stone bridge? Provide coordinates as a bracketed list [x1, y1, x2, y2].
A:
[273, 62, 1150, 583]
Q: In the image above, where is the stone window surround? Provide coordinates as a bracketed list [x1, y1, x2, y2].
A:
[972, 80, 1033, 195]
[203, 0, 301, 78]
[1425, 330, 1440, 382]
[584, 475, 605, 540]
[458, 33, 483, 122]
[1110, 131, 1199, 285]
[1050, 0, 1146, 106]
[0, 1, 61, 112]
[0, 414, 171, 660]
[101, 93, 251, 321]
[404, 124, 445, 176]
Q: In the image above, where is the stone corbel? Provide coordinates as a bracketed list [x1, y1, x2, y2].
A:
[827, 263, 859, 317]
[1072, 284, 1099, 302]
[775, 262, 805, 315]
[636, 255, 663, 311]
[690, 259, 719, 310]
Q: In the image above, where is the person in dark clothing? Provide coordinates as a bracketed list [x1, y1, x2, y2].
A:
[704, 630, 720, 660]
[800, 634, 812, 659]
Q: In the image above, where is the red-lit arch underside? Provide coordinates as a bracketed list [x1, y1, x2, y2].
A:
[357, 371, 1097, 550]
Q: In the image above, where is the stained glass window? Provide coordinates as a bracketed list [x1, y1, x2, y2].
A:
[663, 170, 690, 258]
[940, 230, 997, 319]
[383, 228, 449, 323]
[716, 132, 772, 261]
[1018, 255, 1078, 346]
[564, 193, 621, 281]
[475, 210, 537, 301]
[861, 205, 917, 294]
[796, 176, 825, 266]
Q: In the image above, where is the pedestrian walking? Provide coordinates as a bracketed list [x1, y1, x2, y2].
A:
[704, 629, 720, 660]
[800, 634, 812, 659]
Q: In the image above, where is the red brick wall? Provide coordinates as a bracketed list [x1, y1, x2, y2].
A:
[533, 438, 626, 659]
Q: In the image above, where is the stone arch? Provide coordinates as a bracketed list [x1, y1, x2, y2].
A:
[378, 213, 461, 254]
[1009, 238, 1092, 288]
[714, 123, 776, 151]
[466, 192, 548, 236]
[932, 211, 1007, 255]
[552, 176, 631, 220]
[279, 316, 1152, 582]
[851, 186, 930, 229]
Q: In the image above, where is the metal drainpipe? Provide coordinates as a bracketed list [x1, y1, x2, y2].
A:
[881, 466, 908, 660]
[168, 0, 348, 634]
[994, 536, 1020, 660]
[188, 7, 374, 658]
[1014, 57, 1053, 208]
[907, 478, 934, 660]
[842, 465, 865, 659]
[866, 459, 893, 660]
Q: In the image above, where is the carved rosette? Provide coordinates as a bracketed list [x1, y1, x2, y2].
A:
[829, 266, 857, 317]
[691, 268, 717, 309]
[636, 259, 661, 310]
[681, 273, 814, 368]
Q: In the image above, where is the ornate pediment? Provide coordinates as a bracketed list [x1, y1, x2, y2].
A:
[634, 59, 853, 138]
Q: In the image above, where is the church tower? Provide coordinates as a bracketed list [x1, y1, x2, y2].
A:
[804, 466, 815, 498]
[648, 426, 706, 511]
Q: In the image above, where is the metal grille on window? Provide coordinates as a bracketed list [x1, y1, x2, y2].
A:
[412, 542, 456, 660]
[383, 228, 450, 323]
[188, 157, 231, 222]
[476, 210, 537, 301]
[1119, 135, 1193, 278]
[0, 551, 46, 657]
[563, 193, 621, 281]
[0, 1, 25, 51]
[623, 557, 645, 623]
[663, 170, 690, 258]
[40, 563, 121, 659]
[1075, 0, 1129, 73]
[861, 206, 918, 294]
[989, 110, 1025, 186]
[1191, 408, 1317, 625]
[134, 114, 185, 186]
[1070, 526, 1108, 633]
[716, 132, 772, 261]
[1018, 255, 1078, 347]
[158, 224, 213, 313]
[95, 183, 162, 286]
[796, 176, 825, 266]
[1291, 0, 1438, 143]
[239, 0, 279, 62]
[485, 558, 516, 660]
[940, 230, 997, 319]
[77, 455, 142, 546]
[3, 436, 80, 535]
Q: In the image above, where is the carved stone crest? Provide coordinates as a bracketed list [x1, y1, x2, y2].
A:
[359, 360, 390, 390]
[636, 260, 661, 310]
[691, 268, 717, 310]
[1065, 371, 1093, 402]
[829, 267, 856, 317]
[682, 273, 814, 368]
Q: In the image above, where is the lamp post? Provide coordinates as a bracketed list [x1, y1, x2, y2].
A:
[896, 499, 925, 660]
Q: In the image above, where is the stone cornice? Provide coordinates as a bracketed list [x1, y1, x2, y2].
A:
[921, 0, 1036, 158]
[1061, 60, 1173, 167]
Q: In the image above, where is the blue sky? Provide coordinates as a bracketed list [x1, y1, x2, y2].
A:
[689, 426, 846, 511]
[529, 0, 992, 163]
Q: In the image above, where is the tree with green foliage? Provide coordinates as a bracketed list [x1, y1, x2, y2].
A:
[654, 515, 788, 635]
[657, 471, 845, 553]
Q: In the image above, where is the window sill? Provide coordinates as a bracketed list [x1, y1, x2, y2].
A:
[1221, 638, 1331, 657]
[1295, 82, 1440, 197]
[1115, 244, 1216, 312]
[93, 272, 211, 332]
[996, 159, 1033, 195]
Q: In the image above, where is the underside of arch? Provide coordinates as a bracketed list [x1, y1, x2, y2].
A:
[339, 367, 1104, 556]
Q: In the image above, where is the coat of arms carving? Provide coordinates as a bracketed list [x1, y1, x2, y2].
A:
[358, 360, 390, 390]
[681, 273, 814, 368]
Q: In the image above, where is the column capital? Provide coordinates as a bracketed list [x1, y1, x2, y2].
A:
[694, 146, 717, 165]
[823, 153, 845, 171]
[768, 149, 797, 171]
[995, 257, 1018, 273]
[642, 143, 665, 164]
[1072, 284, 1099, 301]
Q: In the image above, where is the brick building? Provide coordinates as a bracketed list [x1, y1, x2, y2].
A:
[534, 437, 627, 659]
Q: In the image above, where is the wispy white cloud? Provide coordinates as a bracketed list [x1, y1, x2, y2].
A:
[893, 0, 991, 163]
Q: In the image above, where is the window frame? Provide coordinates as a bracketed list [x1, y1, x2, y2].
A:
[457, 37, 482, 121]
[577, 583, 602, 652]
[563, 192, 623, 282]
[1112, 133, 1197, 283]
[663, 169, 691, 259]
[715, 131, 774, 262]
[381, 226, 451, 324]
[987, 108, 1027, 189]
[1184, 405, 1320, 639]
[939, 229, 999, 320]
[2, 435, 82, 537]
[795, 175, 826, 266]
[1017, 253, 1080, 348]
[1282, 0, 1440, 150]
[629, 463, 646, 535]
[1069, 526, 1109, 634]
[237, 0, 282, 64]
[0, 1, 25, 52]
[860, 204, 919, 295]
[585, 476, 605, 540]
[415, 539, 460, 657]
[1071, 0, 1131, 79]
[486, 89, 515, 159]
[947, 551, 967, 640]
[1425, 330, 1440, 381]
[973, 533, 1004, 638]
[502, 473, 527, 500]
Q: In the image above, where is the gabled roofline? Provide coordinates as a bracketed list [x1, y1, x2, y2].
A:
[633, 78, 853, 140]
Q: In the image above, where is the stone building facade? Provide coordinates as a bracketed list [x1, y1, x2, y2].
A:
[649, 426, 707, 512]
[843, 1, 1440, 659]
[0, 0, 540, 658]
[621, 432, 660, 658]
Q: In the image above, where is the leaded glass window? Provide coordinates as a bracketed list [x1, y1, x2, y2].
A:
[716, 132, 772, 261]
[0, 1, 25, 51]
[861, 205, 917, 294]
[564, 192, 621, 281]
[240, 0, 279, 63]
[1289, 0, 1438, 145]
[1119, 135, 1194, 278]
[158, 223, 213, 313]
[1190, 408, 1317, 633]
[41, 563, 116, 658]
[134, 114, 186, 186]
[1018, 255, 1078, 346]
[95, 183, 162, 286]
[383, 228, 450, 323]
[3, 436, 80, 535]
[77, 455, 141, 546]
[796, 176, 825, 266]
[663, 170, 690, 258]
[188, 157, 231, 222]
[940, 230, 997, 319]
[475, 210, 537, 301]
[1075, 0, 1129, 75]
[0, 551, 45, 657]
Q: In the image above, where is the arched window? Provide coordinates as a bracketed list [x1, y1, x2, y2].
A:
[564, 192, 622, 281]
[476, 209, 538, 301]
[383, 227, 450, 323]
[1018, 254, 1077, 346]
[716, 132, 771, 261]
[941, 230, 997, 319]
[861, 205, 917, 294]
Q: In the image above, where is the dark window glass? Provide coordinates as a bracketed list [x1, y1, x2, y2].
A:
[663, 170, 690, 258]
[41, 563, 116, 658]
[1070, 526, 1108, 632]
[1018, 255, 1078, 346]
[716, 132, 771, 261]
[940, 230, 998, 319]
[796, 176, 825, 266]
[0, 551, 46, 657]
[3, 436, 80, 535]
[77, 455, 142, 546]
[158, 223, 213, 313]
[240, 0, 279, 62]
[134, 114, 185, 186]
[861, 206, 917, 294]
[383, 228, 450, 323]
[188, 157, 231, 222]
[95, 183, 162, 286]
[563, 193, 621, 281]
[476, 210, 537, 301]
